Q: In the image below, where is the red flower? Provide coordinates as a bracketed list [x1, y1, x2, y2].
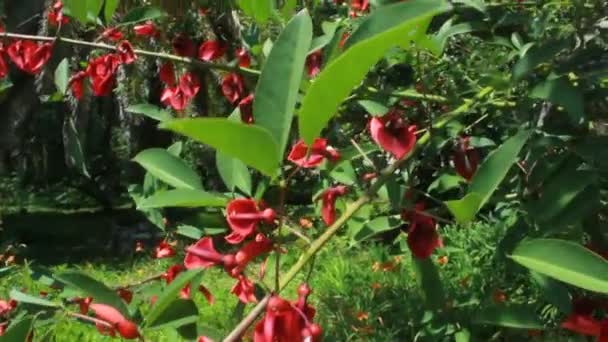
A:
[453, 136, 480, 181]
[117, 41, 136, 65]
[231, 275, 257, 303]
[238, 94, 254, 124]
[236, 48, 251, 68]
[6, 40, 53, 74]
[339, 32, 350, 49]
[0, 322, 6, 336]
[402, 203, 443, 259]
[48, 1, 69, 26]
[74, 296, 92, 314]
[198, 285, 215, 305]
[162, 264, 185, 283]
[0, 299, 16, 316]
[369, 112, 417, 159]
[159, 62, 176, 87]
[234, 233, 273, 273]
[561, 297, 608, 338]
[184, 237, 237, 270]
[287, 138, 340, 168]
[101, 27, 123, 42]
[161, 72, 200, 111]
[225, 199, 276, 244]
[133, 21, 158, 38]
[0, 51, 8, 79]
[319, 185, 348, 226]
[198, 40, 227, 62]
[253, 291, 320, 342]
[89, 303, 140, 339]
[154, 241, 176, 259]
[306, 50, 322, 78]
[173, 34, 196, 57]
[117, 289, 133, 304]
[350, 0, 370, 17]
[86, 53, 120, 96]
[68, 71, 87, 100]
[198, 337, 214, 342]
[221, 73, 246, 104]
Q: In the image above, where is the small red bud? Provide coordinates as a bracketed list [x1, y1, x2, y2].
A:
[298, 283, 311, 297]
[222, 254, 236, 268]
[116, 320, 139, 339]
[261, 208, 276, 223]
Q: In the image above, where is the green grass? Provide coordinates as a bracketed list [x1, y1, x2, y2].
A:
[0, 221, 573, 341]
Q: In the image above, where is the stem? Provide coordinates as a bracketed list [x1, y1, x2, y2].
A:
[222, 294, 271, 342]
[0, 31, 260, 76]
[113, 273, 164, 290]
[66, 311, 113, 329]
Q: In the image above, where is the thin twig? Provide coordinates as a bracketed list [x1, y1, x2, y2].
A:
[222, 294, 271, 342]
[0, 31, 260, 76]
[113, 273, 164, 290]
[349, 138, 376, 168]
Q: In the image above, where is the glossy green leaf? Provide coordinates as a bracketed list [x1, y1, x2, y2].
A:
[160, 118, 280, 177]
[530, 272, 572, 314]
[176, 225, 204, 240]
[86, 0, 104, 22]
[237, 0, 254, 16]
[281, 0, 297, 19]
[0, 317, 33, 342]
[428, 173, 465, 193]
[54, 59, 69, 95]
[63, 0, 88, 24]
[354, 216, 401, 241]
[357, 100, 389, 117]
[530, 77, 585, 125]
[473, 305, 544, 329]
[127, 104, 173, 122]
[299, 0, 451, 143]
[511, 239, 608, 293]
[328, 160, 357, 185]
[445, 192, 483, 224]
[56, 271, 129, 315]
[10, 289, 61, 308]
[469, 130, 531, 208]
[252, 0, 273, 24]
[120, 6, 163, 25]
[454, 329, 471, 342]
[65, 118, 90, 178]
[512, 39, 572, 80]
[147, 299, 198, 330]
[133, 148, 203, 190]
[144, 270, 203, 328]
[254, 10, 312, 158]
[104, 0, 120, 22]
[216, 152, 252, 195]
[453, 0, 486, 13]
[137, 189, 227, 209]
[412, 258, 446, 310]
[167, 141, 183, 157]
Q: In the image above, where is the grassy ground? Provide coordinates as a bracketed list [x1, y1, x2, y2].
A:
[0, 220, 574, 341]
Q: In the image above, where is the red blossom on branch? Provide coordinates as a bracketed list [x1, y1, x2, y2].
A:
[231, 275, 257, 303]
[133, 21, 158, 38]
[236, 47, 252, 68]
[101, 27, 123, 42]
[401, 203, 443, 259]
[48, 1, 69, 26]
[159, 62, 176, 86]
[154, 241, 176, 259]
[319, 185, 348, 226]
[225, 198, 276, 244]
[221, 73, 246, 104]
[89, 303, 139, 339]
[184, 237, 237, 270]
[6, 40, 53, 75]
[287, 138, 340, 168]
[238, 94, 254, 124]
[116, 40, 137, 64]
[161, 72, 200, 111]
[453, 136, 480, 181]
[369, 112, 417, 159]
[86, 53, 120, 96]
[350, 0, 370, 17]
[173, 34, 196, 57]
[198, 40, 227, 62]
[305, 50, 322, 78]
[68, 71, 87, 99]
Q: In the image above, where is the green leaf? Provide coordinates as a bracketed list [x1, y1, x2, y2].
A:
[357, 100, 389, 117]
[328, 160, 357, 185]
[56, 271, 129, 315]
[0, 317, 33, 342]
[127, 104, 173, 122]
[146, 299, 198, 331]
[144, 270, 203, 328]
[86, 0, 104, 22]
[354, 216, 401, 241]
[65, 118, 90, 178]
[9, 289, 61, 308]
[104, 0, 120, 22]
[454, 329, 471, 342]
[428, 173, 465, 193]
[120, 6, 164, 25]
[63, 0, 88, 24]
[160, 118, 280, 177]
[511, 239, 608, 294]
[473, 305, 544, 329]
[216, 152, 252, 195]
[281, 0, 297, 19]
[137, 189, 227, 209]
[54, 59, 69, 95]
[530, 272, 572, 314]
[453, 0, 486, 13]
[530, 77, 585, 125]
[298, 0, 451, 143]
[512, 39, 572, 80]
[445, 192, 483, 224]
[237, 0, 254, 16]
[133, 148, 203, 190]
[527, 161, 597, 223]
[254, 10, 312, 158]
[412, 258, 446, 310]
[176, 225, 204, 240]
[252, 0, 273, 24]
[468, 130, 531, 208]
[167, 141, 183, 157]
